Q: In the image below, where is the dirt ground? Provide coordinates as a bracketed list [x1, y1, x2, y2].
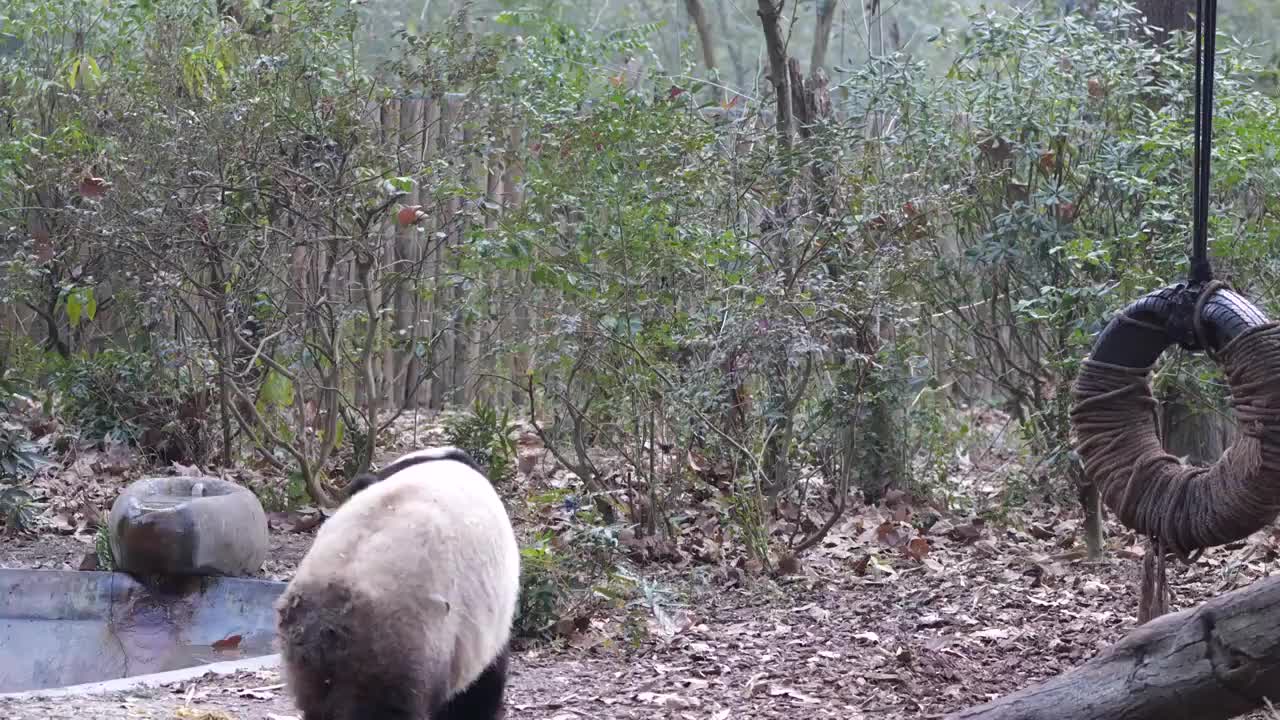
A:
[4, 512, 1280, 720]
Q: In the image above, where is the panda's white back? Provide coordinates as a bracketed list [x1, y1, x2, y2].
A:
[293, 456, 520, 697]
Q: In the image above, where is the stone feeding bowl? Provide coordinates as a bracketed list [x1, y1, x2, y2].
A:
[107, 475, 270, 578]
[0, 474, 282, 697]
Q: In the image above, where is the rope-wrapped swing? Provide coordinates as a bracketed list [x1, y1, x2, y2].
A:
[1072, 301, 1280, 558]
[1069, 0, 1280, 614]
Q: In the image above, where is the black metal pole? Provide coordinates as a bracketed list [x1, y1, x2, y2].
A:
[1190, 0, 1217, 285]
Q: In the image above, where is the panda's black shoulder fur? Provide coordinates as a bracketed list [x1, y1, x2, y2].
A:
[344, 446, 485, 500]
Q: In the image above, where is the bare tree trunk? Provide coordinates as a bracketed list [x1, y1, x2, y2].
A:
[1079, 481, 1104, 561]
[430, 95, 460, 410]
[478, 132, 502, 408]
[715, 0, 748, 89]
[388, 98, 426, 410]
[504, 125, 530, 409]
[684, 0, 718, 72]
[810, 0, 838, 72]
[1136, 0, 1195, 45]
[756, 0, 792, 147]
[454, 103, 478, 407]
[755, 0, 798, 496]
[406, 97, 441, 409]
[946, 574, 1280, 720]
[866, 0, 883, 58]
[379, 100, 400, 409]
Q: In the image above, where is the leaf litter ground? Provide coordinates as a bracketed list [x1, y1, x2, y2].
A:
[5, 507, 1280, 720]
[3, 413, 1277, 719]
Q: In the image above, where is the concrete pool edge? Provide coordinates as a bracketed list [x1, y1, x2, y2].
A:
[1, 568, 286, 696]
[0, 653, 282, 699]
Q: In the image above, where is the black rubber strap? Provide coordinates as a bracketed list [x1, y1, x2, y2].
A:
[1190, 0, 1218, 285]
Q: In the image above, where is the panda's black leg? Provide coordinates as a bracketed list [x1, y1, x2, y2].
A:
[435, 647, 510, 720]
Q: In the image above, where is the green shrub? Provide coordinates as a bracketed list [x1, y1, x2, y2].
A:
[94, 524, 115, 570]
[0, 420, 45, 484]
[442, 400, 518, 485]
[0, 486, 36, 534]
[51, 350, 210, 462]
[514, 520, 625, 640]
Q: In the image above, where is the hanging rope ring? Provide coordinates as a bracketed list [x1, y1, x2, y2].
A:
[1070, 282, 1280, 557]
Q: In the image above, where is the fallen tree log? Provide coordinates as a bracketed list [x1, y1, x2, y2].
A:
[945, 574, 1280, 720]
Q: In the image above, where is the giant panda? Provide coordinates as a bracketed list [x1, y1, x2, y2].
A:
[275, 446, 520, 720]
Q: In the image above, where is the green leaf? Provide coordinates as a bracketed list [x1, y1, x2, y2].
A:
[82, 56, 102, 89]
[261, 369, 293, 408]
[387, 176, 416, 193]
[66, 292, 82, 328]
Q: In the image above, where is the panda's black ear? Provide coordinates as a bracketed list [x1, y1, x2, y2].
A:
[345, 473, 381, 500]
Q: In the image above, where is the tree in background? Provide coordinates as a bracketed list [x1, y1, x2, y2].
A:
[1135, 0, 1195, 46]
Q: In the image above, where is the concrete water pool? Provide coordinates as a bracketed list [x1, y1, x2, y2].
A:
[0, 568, 285, 696]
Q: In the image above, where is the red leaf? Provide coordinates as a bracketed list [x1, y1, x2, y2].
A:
[212, 633, 243, 650]
[78, 176, 110, 199]
[851, 554, 870, 576]
[905, 537, 930, 561]
[875, 520, 909, 548]
[397, 205, 425, 226]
